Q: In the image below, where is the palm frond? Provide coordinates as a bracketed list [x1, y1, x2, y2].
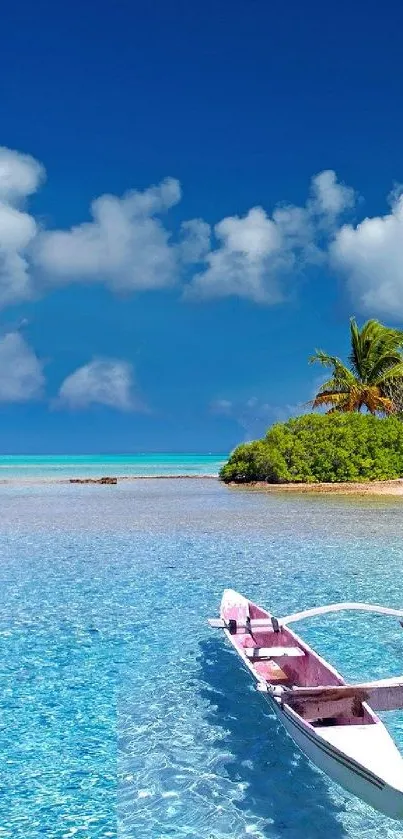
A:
[349, 317, 362, 379]
[370, 355, 403, 382]
[312, 318, 403, 416]
[310, 390, 352, 410]
[375, 362, 403, 384]
[348, 318, 403, 383]
[309, 350, 341, 368]
[363, 391, 395, 415]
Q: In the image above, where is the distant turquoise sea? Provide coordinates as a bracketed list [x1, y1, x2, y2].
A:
[0, 453, 227, 480]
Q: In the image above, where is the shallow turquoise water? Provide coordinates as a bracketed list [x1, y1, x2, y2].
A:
[0, 454, 226, 479]
[1, 479, 403, 837]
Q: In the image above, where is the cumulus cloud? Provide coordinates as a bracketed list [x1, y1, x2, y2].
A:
[310, 169, 355, 219]
[0, 146, 44, 201]
[0, 147, 44, 307]
[0, 145, 362, 310]
[0, 331, 45, 402]
[179, 218, 211, 263]
[186, 171, 355, 302]
[186, 207, 287, 303]
[40, 169, 353, 306]
[35, 178, 181, 292]
[57, 359, 145, 411]
[331, 192, 403, 317]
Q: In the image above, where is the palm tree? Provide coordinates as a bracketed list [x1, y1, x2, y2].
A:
[310, 318, 403, 415]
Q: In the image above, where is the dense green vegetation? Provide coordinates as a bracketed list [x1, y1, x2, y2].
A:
[221, 318, 403, 484]
[311, 318, 403, 415]
[220, 414, 403, 484]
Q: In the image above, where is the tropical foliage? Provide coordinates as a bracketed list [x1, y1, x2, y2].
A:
[220, 414, 403, 484]
[310, 318, 403, 415]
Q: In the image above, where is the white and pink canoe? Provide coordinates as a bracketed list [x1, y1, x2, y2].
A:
[209, 589, 403, 819]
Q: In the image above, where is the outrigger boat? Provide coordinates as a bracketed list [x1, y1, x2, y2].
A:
[209, 589, 403, 819]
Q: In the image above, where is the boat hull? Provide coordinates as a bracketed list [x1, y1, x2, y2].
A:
[271, 698, 403, 819]
[217, 589, 403, 820]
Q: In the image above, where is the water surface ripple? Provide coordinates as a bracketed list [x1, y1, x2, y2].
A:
[0, 479, 402, 837]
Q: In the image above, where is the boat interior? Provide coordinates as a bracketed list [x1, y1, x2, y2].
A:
[228, 600, 376, 727]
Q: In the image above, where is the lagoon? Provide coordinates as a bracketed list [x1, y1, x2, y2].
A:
[1, 477, 403, 837]
[0, 453, 226, 481]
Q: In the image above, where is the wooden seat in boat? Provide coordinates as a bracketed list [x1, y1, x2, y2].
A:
[244, 646, 305, 660]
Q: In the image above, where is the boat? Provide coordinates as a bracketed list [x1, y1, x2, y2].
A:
[208, 589, 403, 819]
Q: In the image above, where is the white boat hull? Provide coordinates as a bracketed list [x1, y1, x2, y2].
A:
[217, 589, 403, 819]
[272, 698, 403, 819]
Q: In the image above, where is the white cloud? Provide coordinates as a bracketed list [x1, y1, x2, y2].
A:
[310, 169, 355, 219]
[0, 147, 44, 308]
[0, 331, 45, 402]
[179, 218, 211, 263]
[0, 146, 44, 202]
[186, 171, 355, 303]
[35, 178, 181, 293]
[0, 146, 362, 310]
[57, 359, 144, 411]
[186, 207, 288, 303]
[331, 193, 403, 317]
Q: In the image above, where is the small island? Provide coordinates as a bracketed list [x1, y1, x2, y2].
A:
[220, 318, 403, 495]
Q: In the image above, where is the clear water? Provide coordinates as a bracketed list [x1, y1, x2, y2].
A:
[0, 453, 226, 480]
[1, 478, 403, 838]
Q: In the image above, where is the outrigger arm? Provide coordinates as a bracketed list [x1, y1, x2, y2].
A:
[279, 602, 403, 625]
[257, 676, 403, 718]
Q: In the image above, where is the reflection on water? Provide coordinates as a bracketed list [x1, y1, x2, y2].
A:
[198, 638, 346, 839]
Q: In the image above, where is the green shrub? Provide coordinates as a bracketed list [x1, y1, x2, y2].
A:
[219, 413, 403, 483]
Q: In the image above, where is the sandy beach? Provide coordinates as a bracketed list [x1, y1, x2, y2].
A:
[227, 479, 403, 496]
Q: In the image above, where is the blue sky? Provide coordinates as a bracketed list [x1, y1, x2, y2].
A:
[0, 0, 402, 453]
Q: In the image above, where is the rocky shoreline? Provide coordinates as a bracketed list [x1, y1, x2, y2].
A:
[68, 475, 218, 485]
[1, 474, 402, 494]
[0, 474, 218, 486]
